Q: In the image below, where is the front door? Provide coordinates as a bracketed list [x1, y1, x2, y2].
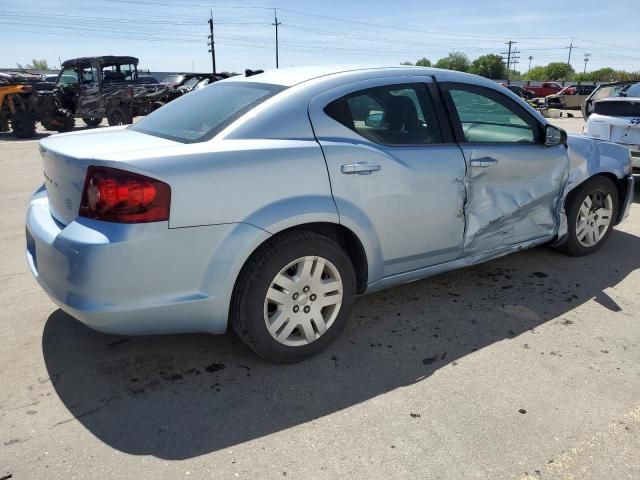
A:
[309, 77, 467, 282]
[76, 64, 102, 118]
[439, 81, 569, 254]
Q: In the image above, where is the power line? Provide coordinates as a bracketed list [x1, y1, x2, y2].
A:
[102, 0, 569, 42]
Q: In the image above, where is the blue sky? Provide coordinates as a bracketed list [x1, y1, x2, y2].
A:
[1, 0, 639, 74]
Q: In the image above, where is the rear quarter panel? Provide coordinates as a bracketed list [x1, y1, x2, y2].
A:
[105, 138, 338, 231]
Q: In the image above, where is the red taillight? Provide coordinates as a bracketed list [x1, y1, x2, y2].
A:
[79, 166, 170, 223]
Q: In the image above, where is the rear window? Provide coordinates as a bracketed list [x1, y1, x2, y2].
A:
[625, 83, 640, 97]
[594, 100, 640, 117]
[131, 82, 285, 143]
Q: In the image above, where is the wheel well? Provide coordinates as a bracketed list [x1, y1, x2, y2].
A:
[276, 222, 369, 294]
[566, 173, 627, 224]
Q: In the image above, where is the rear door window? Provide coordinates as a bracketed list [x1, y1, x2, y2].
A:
[324, 83, 443, 145]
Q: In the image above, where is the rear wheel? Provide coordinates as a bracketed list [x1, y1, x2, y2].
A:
[11, 111, 36, 138]
[230, 231, 356, 362]
[82, 117, 102, 127]
[563, 176, 619, 256]
[106, 105, 133, 126]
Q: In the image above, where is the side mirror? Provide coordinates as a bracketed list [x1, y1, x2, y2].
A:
[545, 124, 567, 146]
[365, 112, 383, 128]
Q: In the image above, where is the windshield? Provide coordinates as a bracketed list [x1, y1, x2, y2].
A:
[130, 81, 285, 143]
[624, 82, 640, 97]
[594, 82, 640, 101]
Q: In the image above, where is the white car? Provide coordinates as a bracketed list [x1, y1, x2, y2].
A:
[583, 83, 640, 169]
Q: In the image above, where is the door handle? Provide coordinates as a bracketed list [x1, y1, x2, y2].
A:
[469, 157, 498, 168]
[341, 163, 382, 175]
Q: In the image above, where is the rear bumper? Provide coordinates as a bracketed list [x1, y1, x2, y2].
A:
[26, 186, 268, 335]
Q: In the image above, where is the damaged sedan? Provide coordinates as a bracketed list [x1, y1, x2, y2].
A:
[26, 66, 633, 362]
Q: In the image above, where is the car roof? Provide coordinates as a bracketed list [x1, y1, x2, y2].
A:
[222, 64, 475, 87]
[61, 56, 139, 67]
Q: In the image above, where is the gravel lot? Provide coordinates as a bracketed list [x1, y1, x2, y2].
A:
[1, 116, 639, 479]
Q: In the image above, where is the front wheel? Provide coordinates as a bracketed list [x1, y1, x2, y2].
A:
[56, 108, 75, 133]
[106, 105, 133, 126]
[563, 176, 619, 256]
[230, 231, 356, 363]
[11, 111, 36, 138]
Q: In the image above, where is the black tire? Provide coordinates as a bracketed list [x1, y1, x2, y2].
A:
[230, 230, 357, 363]
[563, 176, 619, 256]
[11, 111, 36, 138]
[106, 105, 133, 126]
[40, 119, 57, 131]
[56, 109, 75, 133]
[82, 117, 103, 127]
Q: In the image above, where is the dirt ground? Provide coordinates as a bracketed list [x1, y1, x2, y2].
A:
[1, 116, 639, 479]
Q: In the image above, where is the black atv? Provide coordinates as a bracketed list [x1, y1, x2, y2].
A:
[53, 56, 174, 127]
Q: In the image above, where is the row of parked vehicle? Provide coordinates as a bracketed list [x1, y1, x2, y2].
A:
[0, 55, 229, 138]
[503, 79, 640, 169]
[500, 81, 597, 109]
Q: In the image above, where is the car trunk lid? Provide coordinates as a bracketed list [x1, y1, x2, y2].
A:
[39, 127, 178, 225]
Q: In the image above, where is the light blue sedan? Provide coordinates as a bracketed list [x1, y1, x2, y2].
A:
[26, 66, 633, 362]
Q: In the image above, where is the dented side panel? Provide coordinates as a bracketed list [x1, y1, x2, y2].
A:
[554, 134, 632, 240]
[459, 144, 569, 253]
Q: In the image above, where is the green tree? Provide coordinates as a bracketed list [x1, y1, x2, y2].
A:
[435, 52, 470, 72]
[415, 57, 432, 67]
[16, 58, 49, 70]
[469, 54, 505, 79]
[574, 67, 618, 82]
[525, 65, 547, 80]
[400, 61, 414, 66]
[545, 62, 575, 81]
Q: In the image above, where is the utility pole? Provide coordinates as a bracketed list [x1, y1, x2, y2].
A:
[583, 52, 591, 74]
[566, 37, 574, 70]
[272, 8, 282, 68]
[528, 55, 533, 72]
[500, 41, 519, 83]
[208, 9, 216, 74]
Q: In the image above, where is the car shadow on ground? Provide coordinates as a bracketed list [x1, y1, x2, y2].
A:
[41, 224, 640, 460]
